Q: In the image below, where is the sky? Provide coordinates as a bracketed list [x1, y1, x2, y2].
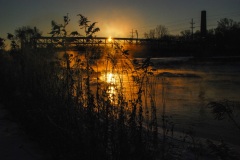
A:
[0, 0, 240, 39]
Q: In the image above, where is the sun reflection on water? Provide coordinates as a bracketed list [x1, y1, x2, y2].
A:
[106, 73, 115, 84]
[100, 72, 118, 103]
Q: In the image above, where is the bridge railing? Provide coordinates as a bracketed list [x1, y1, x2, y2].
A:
[30, 36, 160, 49]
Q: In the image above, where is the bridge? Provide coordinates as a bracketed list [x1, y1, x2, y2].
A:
[30, 36, 161, 49]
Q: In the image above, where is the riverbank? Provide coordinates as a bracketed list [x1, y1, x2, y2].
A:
[1, 48, 240, 159]
[2, 101, 240, 160]
[0, 104, 48, 160]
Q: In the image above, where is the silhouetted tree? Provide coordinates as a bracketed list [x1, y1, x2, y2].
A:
[144, 25, 169, 39]
[7, 33, 19, 50]
[215, 18, 240, 51]
[149, 29, 155, 39]
[216, 18, 240, 32]
[155, 25, 169, 39]
[180, 30, 191, 41]
[0, 37, 5, 51]
[15, 26, 42, 49]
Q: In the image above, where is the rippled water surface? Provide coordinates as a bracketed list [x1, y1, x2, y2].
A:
[94, 56, 240, 146]
[146, 58, 240, 146]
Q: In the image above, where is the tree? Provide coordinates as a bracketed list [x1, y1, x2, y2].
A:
[0, 37, 5, 50]
[155, 25, 169, 39]
[215, 18, 240, 49]
[144, 25, 169, 39]
[148, 29, 155, 39]
[15, 26, 42, 49]
[216, 18, 239, 32]
[180, 30, 191, 41]
[7, 33, 19, 50]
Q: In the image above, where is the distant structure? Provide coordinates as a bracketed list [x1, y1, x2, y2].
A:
[190, 18, 195, 40]
[201, 10, 207, 38]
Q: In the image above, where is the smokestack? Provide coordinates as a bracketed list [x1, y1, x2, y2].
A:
[201, 10, 207, 38]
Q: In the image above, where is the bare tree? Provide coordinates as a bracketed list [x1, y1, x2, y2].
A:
[149, 29, 155, 39]
[143, 32, 149, 39]
[216, 18, 239, 31]
[215, 18, 240, 47]
[155, 25, 169, 39]
[180, 30, 191, 40]
[144, 25, 169, 39]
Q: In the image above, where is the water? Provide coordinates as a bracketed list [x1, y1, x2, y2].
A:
[97, 56, 240, 146]
[146, 57, 240, 146]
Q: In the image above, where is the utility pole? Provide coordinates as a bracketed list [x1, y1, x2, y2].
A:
[130, 29, 134, 39]
[190, 19, 195, 40]
[135, 30, 138, 44]
[135, 30, 138, 39]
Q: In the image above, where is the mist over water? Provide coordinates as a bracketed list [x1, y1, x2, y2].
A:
[58, 51, 240, 146]
[102, 57, 240, 146]
[148, 57, 240, 146]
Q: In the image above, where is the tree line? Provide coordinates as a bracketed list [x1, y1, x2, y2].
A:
[142, 18, 240, 56]
[0, 18, 240, 56]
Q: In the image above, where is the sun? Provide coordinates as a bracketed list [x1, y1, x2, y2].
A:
[108, 36, 112, 42]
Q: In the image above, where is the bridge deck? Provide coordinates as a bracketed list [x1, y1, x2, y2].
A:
[31, 36, 160, 49]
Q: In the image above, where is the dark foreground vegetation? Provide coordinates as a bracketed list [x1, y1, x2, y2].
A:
[0, 14, 240, 160]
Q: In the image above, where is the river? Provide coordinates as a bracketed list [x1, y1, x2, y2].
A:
[97, 56, 240, 146]
[144, 57, 240, 146]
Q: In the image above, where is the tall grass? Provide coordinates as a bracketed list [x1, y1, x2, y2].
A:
[0, 14, 163, 159]
[2, 14, 239, 160]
